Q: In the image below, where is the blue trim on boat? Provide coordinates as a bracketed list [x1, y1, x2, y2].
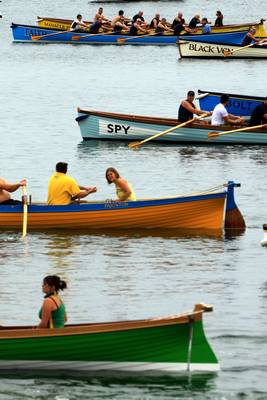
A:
[0, 191, 227, 214]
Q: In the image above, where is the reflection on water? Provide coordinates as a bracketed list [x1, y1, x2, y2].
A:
[0, 372, 217, 399]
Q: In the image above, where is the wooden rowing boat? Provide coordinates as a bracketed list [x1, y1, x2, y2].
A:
[0, 303, 219, 374]
[177, 39, 267, 58]
[76, 108, 267, 144]
[0, 181, 245, 232]
[36, 16, 267, 38]
[10, 23, 248, 45]
[197, 90, 265, 117]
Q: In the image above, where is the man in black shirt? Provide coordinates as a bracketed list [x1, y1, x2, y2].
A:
[249, 98, 267, 126]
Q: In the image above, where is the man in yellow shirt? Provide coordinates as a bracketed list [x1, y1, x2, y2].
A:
[47, 162, 97, 205]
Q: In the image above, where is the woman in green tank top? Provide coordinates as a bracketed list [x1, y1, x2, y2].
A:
[38, 275, 67, 329]
[106, 167, 136, 201]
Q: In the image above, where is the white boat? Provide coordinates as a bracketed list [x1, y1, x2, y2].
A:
[177, 39, 267, 59]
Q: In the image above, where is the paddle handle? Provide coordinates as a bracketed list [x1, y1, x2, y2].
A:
[32, 30, 70, 40]
[131, 112, 210, 148]
[210, 122, 267, 138]
[22, 185, 28, 238]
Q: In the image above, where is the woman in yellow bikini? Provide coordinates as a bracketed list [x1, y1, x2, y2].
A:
[105, 167, 136, 201]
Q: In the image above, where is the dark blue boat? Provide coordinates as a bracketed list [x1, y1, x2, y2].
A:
[197, 89, 264, 117]
[10, 23, 248, 45]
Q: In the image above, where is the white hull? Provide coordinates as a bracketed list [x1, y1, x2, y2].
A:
[0, 360, 220, 373]
[178, 40, 267, 58]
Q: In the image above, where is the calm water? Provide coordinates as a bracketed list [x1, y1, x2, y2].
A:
[1, 0, 267, 398]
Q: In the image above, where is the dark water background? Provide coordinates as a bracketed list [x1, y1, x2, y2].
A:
[1, 0, 267, 398]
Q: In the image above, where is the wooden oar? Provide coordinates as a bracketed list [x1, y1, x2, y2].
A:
[31, 30, 72, 41]
[117, 32, 156, 43]
[128, 113, 210, 149]
[223, 43, 255, 57]
[72, 31, 112, 40]
[22, 185, 28, 238]
[208, 123, 267, 139]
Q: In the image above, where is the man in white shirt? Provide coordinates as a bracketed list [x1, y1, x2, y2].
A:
[70, 14, 88, 32]
[211, 94, 244, 126]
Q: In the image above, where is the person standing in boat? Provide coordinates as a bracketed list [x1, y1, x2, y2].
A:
[249, 97, 267, 126]
[38, 275, 67, 329]
[0, 177, 27, 205]
[214, 10, 223, 27]
[129, 18, 147, 36]
[201, 17, 211, 34]
[112, 10, 130, 34]
[178, 91, 210, 123]
[211, 94, 245, 126]
[70, 14, 88, 32]
[105, 167, 136, 202]
[172, 12, 186, 36]
[47, 162, 97, 205]
[241, 26, 261, 46]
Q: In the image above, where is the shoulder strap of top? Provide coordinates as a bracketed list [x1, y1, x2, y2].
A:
[48, 295, 60, 309]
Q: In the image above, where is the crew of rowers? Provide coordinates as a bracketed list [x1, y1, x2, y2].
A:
[70, 9, 225, 35]
[178, 91, 267, 126]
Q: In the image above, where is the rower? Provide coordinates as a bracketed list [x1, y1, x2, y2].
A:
[249, 97, 267, 126]
[178, 90, 210, 123]
[129, 18, 147, 36]
[112, 10, 130, 34]
[187, 15, 201, 33]
[150, 13, 161, 29]
[211, 94, 244, 126]
[70, 14, 88, 32]
[241, 26, 261, 46]
[201, 17, 211, 34]
[155, 18, 173, 35]
[215, 10, 224, 27]
[172, 12, 186, 36]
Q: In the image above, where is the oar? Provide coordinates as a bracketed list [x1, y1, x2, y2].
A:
[22, 185, 28, 238]
[208, 123, 267, 139]
[71, 31, 112, 40]
[117, 32, 156, 43]
[223, 43, 255, 57]
[128, 113, 210, 149]
[31, 30, 72, 41]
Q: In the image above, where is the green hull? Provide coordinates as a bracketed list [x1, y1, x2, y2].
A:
[0, 306, 219, 373]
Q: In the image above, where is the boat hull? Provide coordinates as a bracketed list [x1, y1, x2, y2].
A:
[37, 16, 267, 38]
[0, 192, 226, 231]
[197, 89, 264, 117]
[76, 109, 267, 144]
[178, 40, 267, 58]
[11, 23, 247, 45]
[0, 304, 219, 374]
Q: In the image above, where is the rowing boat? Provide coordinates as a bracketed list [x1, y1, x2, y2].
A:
[0, 181, 245, 232]
[0, 303, 219, 374]
[76, 108, 267, 144]
[10, 23, 247, 45]
[177, 39, 267, 58]
[197, 89, 265, 117]
[36, 16, 267, 38]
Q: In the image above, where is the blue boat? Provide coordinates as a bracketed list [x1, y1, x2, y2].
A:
[10, 23, 248, 45]
[197, 89, 264, 117]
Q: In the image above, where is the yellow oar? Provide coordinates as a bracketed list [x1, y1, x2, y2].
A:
[117, 32, 156, 43]
[129, 113, 210, 149]
[31, 30, 72, 41]
[22, 185, 28, 238]
[223, 43, 255, 57]
[72, 31, 112, 40]
[208, 123, 267, 139]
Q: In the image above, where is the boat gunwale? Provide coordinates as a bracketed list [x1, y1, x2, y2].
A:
[0, 304, 211, 339]
[197, 89, 265, 101]
[77, 108, 267, 133]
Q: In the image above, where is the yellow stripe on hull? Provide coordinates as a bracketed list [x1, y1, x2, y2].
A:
[0, 198, 225, 231]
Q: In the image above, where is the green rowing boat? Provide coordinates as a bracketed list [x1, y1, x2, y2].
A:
[0, 304, 219, 374]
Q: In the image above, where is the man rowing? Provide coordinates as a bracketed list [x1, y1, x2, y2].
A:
[94, 7, 110, 25]
[178, 91, 210, 123]
[70, 14, 88, 32]
[0, 177, 27, 205]
[47, 162, 97, 205]
[172, 12, 186, 36]
[241, 26, 261, 46]
[249, 97, 267, 126]
[155, 18, 173, 35]
[211, 94, 245, 126]
[129, 18, 147, 36]
[112, 10, 130, 34]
